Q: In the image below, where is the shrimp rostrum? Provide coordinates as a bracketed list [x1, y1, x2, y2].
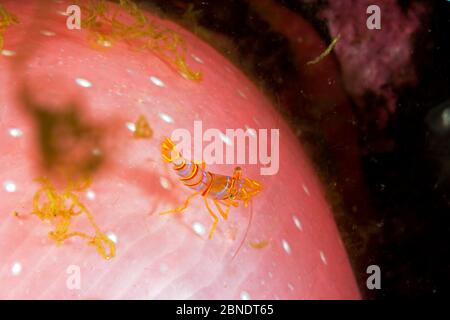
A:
[160, 138, 262, 239]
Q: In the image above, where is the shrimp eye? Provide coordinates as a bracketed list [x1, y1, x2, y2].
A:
[233, 167, 242, 179]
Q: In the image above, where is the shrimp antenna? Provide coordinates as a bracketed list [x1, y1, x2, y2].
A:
[230, 200, 253, 261]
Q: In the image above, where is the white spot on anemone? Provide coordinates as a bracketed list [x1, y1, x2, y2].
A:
[158, 112, 174, 124]
[126, 122, 136, 132]
[106, 232, 118, 244]
[281, 239, 291, 255]
[149, 76, 165, 88]
[320, 251, 328, 265]
[75, 78, 92, 88]
[40, 30, 56, 37]
[8, 128, 23, 137]
[159, 177, 170, 190]
[240, 291, 251, 300]
[11, 262, 22, 276]
[237, 90, 247, 99]
[245, 126, 257, 137]
[86, 190, 96, 200]
[92, 148, 102, 156]
[191, 54, 204, 64]
[192, 222, 206, 236]
[3, 181, 17, 193]
[292, 215, 303, 231]
[1, 49, 16, 57]
[302, 184, 310, 196]
[252, 116, 262, 126]
[99, 40, 112, 48]
[220, 133, 233, 146]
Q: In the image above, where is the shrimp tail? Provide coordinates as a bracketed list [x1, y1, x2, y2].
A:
[161, 137, 180, 163]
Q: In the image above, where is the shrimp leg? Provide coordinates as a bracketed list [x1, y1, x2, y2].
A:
[160, 192, 200, 215]
[204, 197, 219, 239]
[214, 200, 230, 220]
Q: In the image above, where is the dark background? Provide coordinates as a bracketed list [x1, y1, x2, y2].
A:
[142, 0, 449, 299]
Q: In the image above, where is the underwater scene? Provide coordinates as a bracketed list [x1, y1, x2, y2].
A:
[0, 0, 448, 301]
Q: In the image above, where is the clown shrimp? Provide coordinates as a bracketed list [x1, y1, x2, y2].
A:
[160, 138, 262, 239]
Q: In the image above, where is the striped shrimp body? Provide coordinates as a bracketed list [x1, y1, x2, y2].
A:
[160, 138, 262, 239]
